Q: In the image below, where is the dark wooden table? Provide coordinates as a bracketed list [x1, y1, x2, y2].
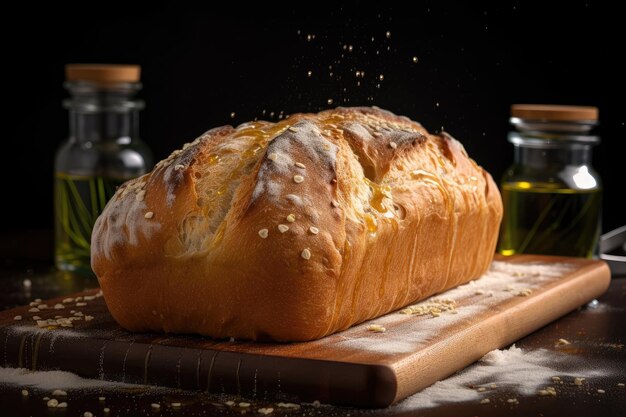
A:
[1, 231, 625, 416]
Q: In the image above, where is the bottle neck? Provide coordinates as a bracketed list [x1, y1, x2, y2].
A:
[513, 142, 593, 169]
[68, 109, 139, 143]
[64, 81, 143, 144]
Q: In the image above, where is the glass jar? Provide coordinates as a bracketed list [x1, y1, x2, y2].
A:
[497, 104, 602, 258]
[54, 64, 153, 275]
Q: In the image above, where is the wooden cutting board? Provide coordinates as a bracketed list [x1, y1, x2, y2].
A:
[0, 255, 610, 408]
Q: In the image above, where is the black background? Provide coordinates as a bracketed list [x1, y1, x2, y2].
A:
[3, 1, 624, 235]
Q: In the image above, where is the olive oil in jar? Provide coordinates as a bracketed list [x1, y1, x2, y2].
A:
[497, 104, 602, 259]
[54, 173, 127, 274]
[498, 182, 602, 258]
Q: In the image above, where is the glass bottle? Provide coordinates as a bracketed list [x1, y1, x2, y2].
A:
[498, 104, 602, 258]
[54, 64, 153, 275]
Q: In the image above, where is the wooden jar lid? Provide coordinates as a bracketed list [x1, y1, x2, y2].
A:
[65, 64, 141, 84]
[511, 104, 598, 122]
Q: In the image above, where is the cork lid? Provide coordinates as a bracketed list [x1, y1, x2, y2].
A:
[511, 104, 598, 122]
[65, 64, 141, 84]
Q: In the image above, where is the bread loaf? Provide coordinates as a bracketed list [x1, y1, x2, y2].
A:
[91, 107, 502, 341]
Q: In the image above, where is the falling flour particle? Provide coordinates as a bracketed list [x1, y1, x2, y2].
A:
[394, 345, 611, 410]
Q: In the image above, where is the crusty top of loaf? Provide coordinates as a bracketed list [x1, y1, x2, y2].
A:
[93, 106, 488, 260]
[92, 106, 500, 340]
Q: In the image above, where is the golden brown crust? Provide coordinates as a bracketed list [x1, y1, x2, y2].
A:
[91, 107, 503, 341]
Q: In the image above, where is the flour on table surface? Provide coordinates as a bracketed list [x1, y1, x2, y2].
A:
[393, 344, 612, 410]
[0, 367, 140, 390]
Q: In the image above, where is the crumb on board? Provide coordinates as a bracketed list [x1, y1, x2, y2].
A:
[399, 298, 457, 317]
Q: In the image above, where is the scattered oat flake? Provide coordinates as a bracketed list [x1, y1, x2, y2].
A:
[556, 338, 571, 346]
[538, 386, 557, 396]
[47, 399, 59, 408]
[84, 412, 94, 417]
[144, 211, 154, 219]
[309, 226, 319, 235]
[480, 398, 490, 404]
[239, 402, 250, 407]
[85, 316, 94, 321]
[14, 316, 22, 321]
[277, 224, 289, 233]
[507, 398, 518, 404]
[277, 403, 300, 409]
[174, 164, 185, 170]
[293, 175, 304, 183]
[301, 248, 311, 260]
[258, 408, 274, 415]
[21, 389, 28, 396]
[225, 401, 235, 406]
[258, 229, 269, 239]
[172, 402, 182, 407]
[52, 389, 67, 396]
[295, 162, 305, 168]
[367, 324, 386, 333]
[28, 308, 40, 313]
[288, 127, 299, 133]
[57, 402, 68, 408]
[32, 316, 41, 320]
[99, 396, 106, 401]
[389, 141, 397, 149]
[54, 304, 65, 310]
[287, 214, 296, 222]
[597, 389, 605, 394]
[618, 383, 625, 387]
[103, 407, 110, 413]
[552, 376, 561, 382]
[151, 403, 161, 409]
[477, 387, 486, 392]
[76, 302, 87, 307]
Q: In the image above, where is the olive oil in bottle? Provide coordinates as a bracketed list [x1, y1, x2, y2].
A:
[54, 65, 152, 275]
[498, 182, 602, 258]
[497, 104, 602, 259]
